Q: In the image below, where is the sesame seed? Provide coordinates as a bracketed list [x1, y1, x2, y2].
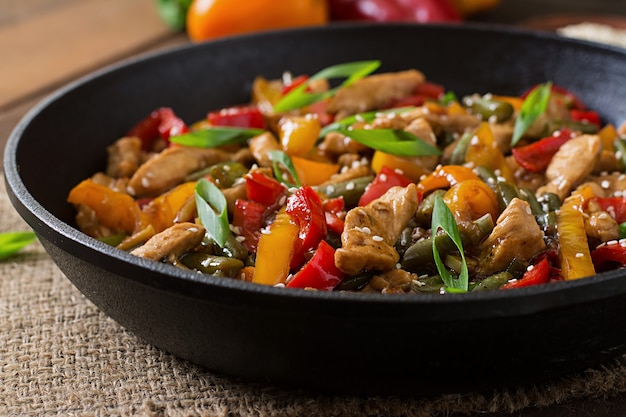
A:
[346, 182, 355, 191]
[601, 180, 611, 189]
[575, 253, 584, 258]
[260, 228, 271, 235]
[372, 235, 384, 242]
[607, 240, 618, 246]
[235, 236, 246, 242]
[379, 173, 388, 182]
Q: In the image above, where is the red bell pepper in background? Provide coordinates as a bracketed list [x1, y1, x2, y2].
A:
[590, 197, 626, 224]
[281, 74, 309, 95]
[286, 240, 345, 290]
[328, 0, 462, 23]
[591, 243, 626, 272]
[511, 128, 576, 172]
[570, 109, 601, 127]
[358, 166, 413, 206]
[286, 185, 328, 269]
[244, 171, 286, 208]
[207, 105, 266, 129]
[232, 199, 267, 253]
[522, 84, 587, 110]
[386, 81, 446, 108]
[127, 107, 189, 151]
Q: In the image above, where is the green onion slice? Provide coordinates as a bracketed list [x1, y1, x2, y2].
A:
[334, 127, 441, 157]
[268, 150, 301, 188]
[441, 90, 459, 105]
[273, 60, 381, 113]
[511, 82, 552, 146]
[0, 231, 37, 260]
[170, 126, 265, 148]
[431, 196, 468, 292]
[195, 178, 230, 248]
[319, 106, 414, 138]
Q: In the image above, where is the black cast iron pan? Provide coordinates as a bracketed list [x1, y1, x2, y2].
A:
[5, 23, 626, 396]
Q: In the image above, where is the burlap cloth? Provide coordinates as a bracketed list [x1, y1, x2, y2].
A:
[2, 174, 626, 417]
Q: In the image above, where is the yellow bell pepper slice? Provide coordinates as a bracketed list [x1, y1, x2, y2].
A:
[67, 179, 145, 234]
[465, 122, 515, 183]
[278, 115, 321, 157]
[371, 151, 431, 182]
[417, 165, 480, 195]
[142, 181, 197, 233]
[291, 155, 339, 186]
[253, 212, 299, 286]
[443, 179, 500, 224]
[598, 123, 617, 152]
[557, 185, 596, 280]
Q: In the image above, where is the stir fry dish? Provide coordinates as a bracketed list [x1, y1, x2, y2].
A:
[67, 61, 626, 294]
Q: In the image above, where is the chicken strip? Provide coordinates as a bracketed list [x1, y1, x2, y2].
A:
[131, 222, 206, 261]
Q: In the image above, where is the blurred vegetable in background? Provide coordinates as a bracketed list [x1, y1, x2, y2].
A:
[156, 0, 500, 41]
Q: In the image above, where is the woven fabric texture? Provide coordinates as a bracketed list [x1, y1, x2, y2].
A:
[2, 175, 626, 417]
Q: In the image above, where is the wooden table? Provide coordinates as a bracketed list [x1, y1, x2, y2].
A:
[2, 1, 626, 415]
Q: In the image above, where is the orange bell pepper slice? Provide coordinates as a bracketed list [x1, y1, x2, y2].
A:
[416, 165, 480, 195]
[67, 179, 145, 234]
[291, 155, 339, 186]
[253, 211, 300, 286]
[598, 123, 618, 152]
[443, 179, 500, 224]
[465, 122, 514, 183]
[557, 184, 596, 280]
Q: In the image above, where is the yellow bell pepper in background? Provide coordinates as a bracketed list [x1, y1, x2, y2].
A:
[557, 185, 596, 280]
[371, 151, 431, 182]
[443, 179, 500, 224]
[253, 212, 300, 286]
[598, 123, 618, 152]
[278, 115, 321, 157]
[291, 155, 339, 186]
[465, 122, 515, 183]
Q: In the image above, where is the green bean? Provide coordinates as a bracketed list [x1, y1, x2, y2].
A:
[546, 120, 599, 135]
[410, 275, 445, 293]
[614, 138, 626, 170]
[463, 95, 514, 122]
[448, 131, 473, 165]
[415, 189, 446, 226]
[213, 234, 249, 260]
[505, 257, 529, 280]
[471, 272, 512, 291]
[186, 162, 248, 187]
[472, 213, 495, 243]
[518, 188, 543, 216]
[539, 192, 562, 212]
[315, 175, 374, 207]
[395, 226, 415, 257]
[180, 253, 244, 278]
[496, 181, 520, 211]
[401, 233, 456, 272]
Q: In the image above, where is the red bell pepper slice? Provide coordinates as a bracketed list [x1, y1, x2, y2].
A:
[591, 197, 626, 224]
[570, 109, 601, 127]
[358, 166, 413, 206]
[522, 84, 586, 110]
[127, 107, 189, 151]
[286, 185, 328, 269]
[591, 242, 626, 272]
[328, 0, 461, 22]
[501, 257, 552, 289]
[323, 197, 345, 235]
[232, 199, 267, 253]
[282, 74, 309, 95]
[244, 171, 286, 208]
[511, 128, 576, 172]
[207, 105, 266, 129]
[286, 240, 345, 290]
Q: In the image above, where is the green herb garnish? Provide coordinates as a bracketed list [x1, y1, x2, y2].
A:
[334, 127, 441, 157]
[615, 137, 626, 170]
[319, 106, 414, 138]
[619, 222, 626, 239]
[170, 126, 265, 148]
[431, 196, 468, 292]
[195, 178, 230, 248]
[273, 60, 381, 113]
[268, 150, 301, 188]
[441, 90, 459, 105]
[0, 231, 37, 260]
[511, 82, 552, 146]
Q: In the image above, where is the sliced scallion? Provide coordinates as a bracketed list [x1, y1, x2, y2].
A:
[273, 60, 381, 113]
[195, 178, 230, 248]
[431, 196, 468, 292]
[170, 126, 265, 148]
[268, 150, 301, 188]
[334, 127, 441, 157]
[0, 231, 37, 260]
[511, 82, 552, 146]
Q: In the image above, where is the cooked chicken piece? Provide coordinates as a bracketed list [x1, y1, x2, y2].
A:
[335, 184, 419, 275]
[478, 198, 546, 276]
[507, 156, 545, 193]
[321, 165, 372, 187]
[403, 117, 440, 172]
[131, 222, 206, 261]
[362, 269, 417, 294]
[489, 120, 514, 154]
[127, 146, 232, 198]
[535, 134, 602, 201]
[248, 132, 281, 167]
[222, 179, 247, 215]
[593, 150, 621, 174]
[585, 199, 620, 243]
[327, 70, 425, 119]
[91, 172, 128, 193]
[587, 172, 626, 197]
[106, 136, 143, 178]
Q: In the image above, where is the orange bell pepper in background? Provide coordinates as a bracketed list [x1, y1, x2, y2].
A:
[557, 185, 596, 280]
[186, 0, 328, 42]
[443, 179, 499, 223]
[253, 211, 300, 286]
[67, 179, 146, 235]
